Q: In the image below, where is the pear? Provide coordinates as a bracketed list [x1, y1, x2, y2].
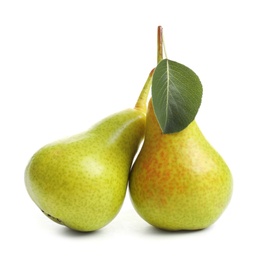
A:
[129, 99, 233, 231]
[25, 71, 153, 232]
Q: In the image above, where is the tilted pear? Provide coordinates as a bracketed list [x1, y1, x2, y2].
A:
[25, 72, 152, 232]
[129, 100, 233, 231]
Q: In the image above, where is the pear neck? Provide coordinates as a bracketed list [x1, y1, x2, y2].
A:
[145, 99, 200, 140]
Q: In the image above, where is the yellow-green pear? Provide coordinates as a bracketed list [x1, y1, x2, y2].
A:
[129, 100, 233, 231]
[25, 71, 153, 232]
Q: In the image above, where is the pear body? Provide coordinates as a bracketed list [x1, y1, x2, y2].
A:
[129, 100, 233, 230]
[25, 108, 145, 231]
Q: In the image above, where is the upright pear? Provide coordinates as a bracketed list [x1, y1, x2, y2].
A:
[25, 71, 152, 232]
[129, 100, 233, 230]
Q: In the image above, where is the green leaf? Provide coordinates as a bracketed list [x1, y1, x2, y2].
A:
[152, 59, 203, 134]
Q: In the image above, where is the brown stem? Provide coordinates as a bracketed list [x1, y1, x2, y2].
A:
[157, 26, 163, 63]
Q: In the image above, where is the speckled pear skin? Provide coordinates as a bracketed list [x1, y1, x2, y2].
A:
[25, 108, 145, 232]
[129, 100, 233, 231]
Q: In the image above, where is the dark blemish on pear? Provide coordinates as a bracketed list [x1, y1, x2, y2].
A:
[41, 209, 64, 225]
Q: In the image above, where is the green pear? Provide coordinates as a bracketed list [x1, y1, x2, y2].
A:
[129, 100, 233, 231]
[25, 71, 153, 232]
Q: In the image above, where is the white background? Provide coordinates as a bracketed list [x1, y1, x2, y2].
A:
[1, 0, 258, 259]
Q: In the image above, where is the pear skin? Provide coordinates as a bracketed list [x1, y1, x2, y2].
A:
[25, 70, 153, 232]
[129, 100, 233, 231]
[25, 109, 145, 231]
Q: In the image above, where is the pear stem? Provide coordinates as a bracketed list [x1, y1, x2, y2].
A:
[135, 26, 164, 113]
[134, 69, 154, 113]
[157, 26, 164, 63]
